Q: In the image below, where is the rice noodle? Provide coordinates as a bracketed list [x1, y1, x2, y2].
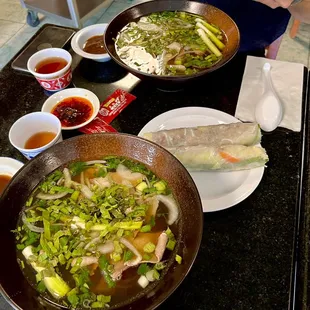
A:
[72, 181, 94, 200]
[80, 185, 94, 199]
[85, 177, 91, 189]
[36, 191, 69, 200]
[22, 213, 44, 233]
[56, 177, 64, 186]
[80, 171, 85, 185]
[144, 176, 150, 188]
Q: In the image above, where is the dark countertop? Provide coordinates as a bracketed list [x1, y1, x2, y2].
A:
[0, 47, 309, 310]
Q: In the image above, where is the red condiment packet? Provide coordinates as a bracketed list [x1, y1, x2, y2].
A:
[79, 118, 117, 134]
[79, 89, 136, 134]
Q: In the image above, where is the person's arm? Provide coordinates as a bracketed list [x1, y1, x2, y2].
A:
[256, 0, 310, 23]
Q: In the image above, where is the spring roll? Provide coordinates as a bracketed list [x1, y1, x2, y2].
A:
[168, 144, 268, 171]
[143, 122, 261, 148]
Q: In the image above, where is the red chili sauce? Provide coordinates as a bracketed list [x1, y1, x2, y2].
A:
[51, 97, 93, 127]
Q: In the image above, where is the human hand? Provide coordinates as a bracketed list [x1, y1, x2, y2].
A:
[255, 0, 295, 9]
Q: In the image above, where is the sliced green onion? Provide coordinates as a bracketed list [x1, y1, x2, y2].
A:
[136, 181, 148, 192]
[196, 22, 225, 50]
[145, 270, 156, 282]
[71, 191, 80, 202]
[153, 180, 166, 191]
[195, 18, 221, 34]
[140, 224, 151, 233]
[154, 261, 166, 270]
[43, 273, 70, 299]
[111, 252, 121, 262]
[143, 253, 151, 261]
[143, 242, 156, 253]
[175, 254, 182, 264]
[138, 275, 149, 288]
[58, 254, 66, 265]
[166, 240, 176, 251]
[153, 269, 160, 280]
[196, 29, 222, 57]
[98, 255, 115, 288]
[67, 294, 79, 308]
[43, 218, 51, 240]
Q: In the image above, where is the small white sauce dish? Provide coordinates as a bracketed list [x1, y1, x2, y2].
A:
[0, 157, 23, 183]
[41, 88, 100, 130]
[71, 24, 111, 62]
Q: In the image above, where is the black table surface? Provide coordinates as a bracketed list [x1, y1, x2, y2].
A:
[0, 48, 309, 310]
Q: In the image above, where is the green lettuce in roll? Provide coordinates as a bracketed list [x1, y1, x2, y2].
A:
[167, 144, 268, 171]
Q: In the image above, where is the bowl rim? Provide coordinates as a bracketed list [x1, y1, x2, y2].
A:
[71, 23, 111, 61]
[104, 0, 240, 79]
[41, 87, 100, 130]
[0, 132, 204, 310]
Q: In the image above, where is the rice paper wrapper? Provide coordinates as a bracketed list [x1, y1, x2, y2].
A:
[143, 122, 261, 148]
[167, 144, 268, 172]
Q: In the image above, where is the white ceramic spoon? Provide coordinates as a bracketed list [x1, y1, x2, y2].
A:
[255, 63, 283, 132]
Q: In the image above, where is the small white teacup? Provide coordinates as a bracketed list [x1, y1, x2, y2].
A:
[9, 112, 62, 160]
[27, 48, 72, 92]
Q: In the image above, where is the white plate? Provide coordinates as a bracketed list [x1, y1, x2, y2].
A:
[0, 157, 23, 179]
[138, 107, 264, 212]
[41, 88, 100, 130]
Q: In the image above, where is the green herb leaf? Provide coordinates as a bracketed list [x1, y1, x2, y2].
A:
[37, 281, 47, 293]
[166, 239, 176, 251]
[98, 255, 115, 288]
[154, 262, 166, 271]
[150, 216, 156, 228]
[137, 263, 150, 275]
[175, 254, 182, 264]
[140, 224, 151, 233]
[96, 167, 107, 177]
[68, 294, 79, 308]
[69, 162, 87, 177]
[123, 250, 133, 262]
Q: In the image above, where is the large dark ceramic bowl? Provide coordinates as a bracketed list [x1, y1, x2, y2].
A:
[104, 0, 240, 84]
[0, 133, 203, 310]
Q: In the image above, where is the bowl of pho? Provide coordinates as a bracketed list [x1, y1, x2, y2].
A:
[104, 0, 240, 83]
[0, 133, 203, 310]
